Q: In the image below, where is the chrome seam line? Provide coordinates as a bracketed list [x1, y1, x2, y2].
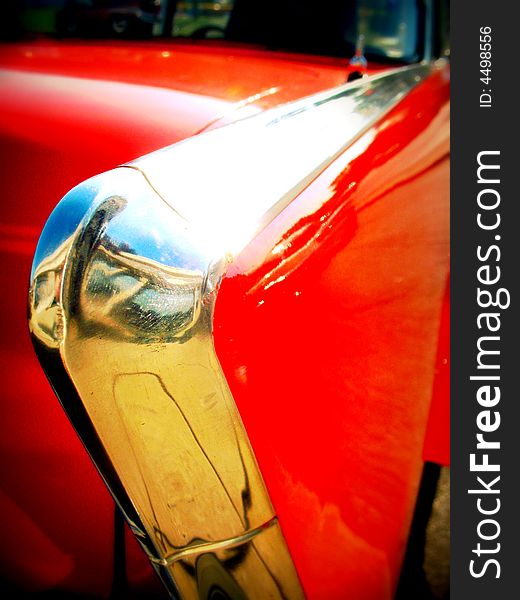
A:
[148, 517, 278, 567]
[29, 64, 433, 600]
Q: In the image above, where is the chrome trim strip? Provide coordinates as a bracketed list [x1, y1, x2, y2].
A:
[130, 63, 432, 256]
[28, 64, 432, 599]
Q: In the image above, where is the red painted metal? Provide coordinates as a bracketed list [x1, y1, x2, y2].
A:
[0, 40, 377, 108]
[0, 38, 449, 597]
[214, 67, 450, 599]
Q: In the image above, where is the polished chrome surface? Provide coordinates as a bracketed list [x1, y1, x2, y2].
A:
[29, 167, 302, 599]
[130, 63, 432, 256]
[29, 64, 432, 599]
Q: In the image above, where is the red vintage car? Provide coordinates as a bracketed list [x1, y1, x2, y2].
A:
[0, 1, 449, 598]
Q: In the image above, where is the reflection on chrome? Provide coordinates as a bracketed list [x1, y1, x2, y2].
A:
[28, 64, 433, 599]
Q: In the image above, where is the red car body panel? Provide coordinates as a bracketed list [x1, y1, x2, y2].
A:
[0, 39, 449, 598]
[0, 40, 375, 106]
[214, 67, 449, 599]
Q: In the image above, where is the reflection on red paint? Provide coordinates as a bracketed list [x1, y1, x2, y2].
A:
[214, 67, 450, 599]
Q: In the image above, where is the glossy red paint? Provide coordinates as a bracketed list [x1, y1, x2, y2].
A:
[0, 39, 380, 109]
[214, 65, 450, 600]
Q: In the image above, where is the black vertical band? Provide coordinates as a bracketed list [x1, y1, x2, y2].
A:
[452, 1, 519, 598]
